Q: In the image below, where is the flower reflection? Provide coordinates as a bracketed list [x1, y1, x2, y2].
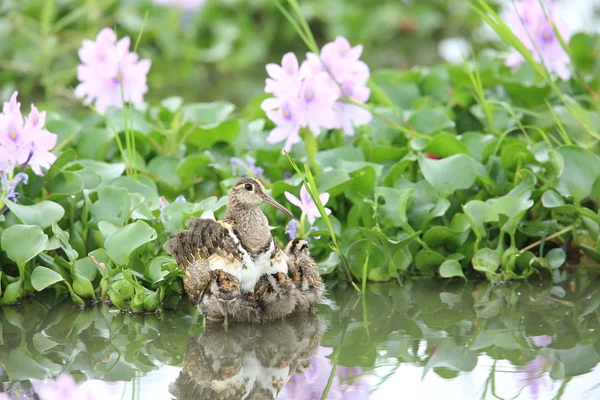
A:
[0, 374, 124, 400]
[517, 336, 556, 400]
[280, 346, 371, 400]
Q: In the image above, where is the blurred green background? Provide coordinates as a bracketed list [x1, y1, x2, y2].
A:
[0, 0, 494, 110]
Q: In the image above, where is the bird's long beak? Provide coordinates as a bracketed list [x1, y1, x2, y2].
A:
[262, 193, 294, 218]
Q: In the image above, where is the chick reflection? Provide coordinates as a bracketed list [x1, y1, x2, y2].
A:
[169, 313, 325, 400]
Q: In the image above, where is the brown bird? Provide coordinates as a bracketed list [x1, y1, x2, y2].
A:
[165, 177, 295, 324]
[284, 238, 324, 313]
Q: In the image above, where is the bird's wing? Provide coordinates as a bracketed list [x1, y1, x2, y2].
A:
[165, 217, 246, 301]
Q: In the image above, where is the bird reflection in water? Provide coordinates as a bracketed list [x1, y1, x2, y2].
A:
[169, 313, 326, 399]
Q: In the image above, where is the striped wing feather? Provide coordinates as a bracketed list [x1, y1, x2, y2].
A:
[165, 217, 245, 302]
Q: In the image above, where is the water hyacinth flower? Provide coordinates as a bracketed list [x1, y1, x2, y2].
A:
[152, 0, 206, 9]
[280, 347, 372, 400]
[504, 0, 571, 80]
[75, 28, 151, 114]
[284, 184, 331, 225]
[0, 91, 57, 180]
[30, 373, 124, 400]
[261, 36, 372, 153]
[230, 156, 264, 177]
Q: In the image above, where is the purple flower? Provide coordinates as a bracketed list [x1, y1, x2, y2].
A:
[0, 91, 58, 177]
[261, 36, 371, 152]
[230, 156, 264, 177]
[265, 53, 302, 98]
[75, 28, 151, 114]
[530, 335, 552, 347]
[297, 74, 338, 136]
[30, 374, 124, 400]
[284, 184, 331, 225]
[2, 172, 28, 202]
[280, 347, 342, 400]
[517, 355, 557, 399]
[152, 0, 206, 9]
[261, 97, 303, 153]
[285, 219, 300, 240]
[505, 0, 571, 80]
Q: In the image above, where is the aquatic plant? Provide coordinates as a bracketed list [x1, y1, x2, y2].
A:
[0, 0, 598, 310]
[75, 28, 151, 113]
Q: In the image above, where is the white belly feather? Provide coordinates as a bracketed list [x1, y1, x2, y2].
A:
[208, 224, 288, 293]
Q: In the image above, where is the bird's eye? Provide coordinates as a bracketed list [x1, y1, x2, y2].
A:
[244, 183, 253, 191]
[300, 243, 309, 251]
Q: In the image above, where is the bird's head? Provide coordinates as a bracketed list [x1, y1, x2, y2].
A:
[228, 177, 293, 218]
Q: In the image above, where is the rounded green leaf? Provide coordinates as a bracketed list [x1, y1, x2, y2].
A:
[424, 133, 469, 157]
[546, 248, 566, 269]
[409, 109, 455, 134]
[72, 274, 96, 300]
[31, 267, 65, 291]
[1, 281, 23, 304]
[5, 200, 64, 230]
[1, 225, 49, 266]
[418, 153, 477, 197]
[463, 200, 498, 239]
[541, 190, 565, 208]
[472, 248, 500, 274]
[104, 221, 157, 266]
[439, 260, 466, 279]
[556, 146, 600, 204]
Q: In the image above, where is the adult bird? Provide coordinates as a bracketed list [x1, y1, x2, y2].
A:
[165, 177, 295, 324]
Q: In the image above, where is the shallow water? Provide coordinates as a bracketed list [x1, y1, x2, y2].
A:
[2, 276, 600, 399]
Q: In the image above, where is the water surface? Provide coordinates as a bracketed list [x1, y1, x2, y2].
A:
[2, 277, 600, 399]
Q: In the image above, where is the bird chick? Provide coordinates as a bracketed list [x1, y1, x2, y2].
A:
[285, 238, 324, 313]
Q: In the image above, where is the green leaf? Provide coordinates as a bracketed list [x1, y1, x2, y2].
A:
[31, 267, 65, 291]
[5, 200, 64, 230]
[4, 349, 49, 380]
[72, 273, 96, 299]
[146, 256, 172, 283]
[472, 248, 500, 274]
[409, 109, 455, 134]
[106, 108, 152, 134]
[148, 156, 182, 190]
[73, 160, 126, 182]
[418, 153, 477, 197]
[182, 101, 235, 127]
[1, 225, 49, 266]
[463, 201, 499, 239]
[186, 119, 240, 149]
[555, 146, 600, 204]
[546, 248, 566, 269]
[369, 70, 420, 109]
[2, 281, 23, 304]
[439, 260, 466, 279]
[424, 133, 469, 157]
[52, 222, 78, 263]
[415, 250, 445, 275]
[397, 188, 414, 224]
[89, 186, 131, 227]
[104, 221, 157, 266]
[46, 171, 84, 200]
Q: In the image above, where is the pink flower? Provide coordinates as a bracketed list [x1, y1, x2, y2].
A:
[265, 53, 302, 98]
[262, 97, 303, 153]
[152, 0, 206, 9]
[505, 0, 571, 80]
[75, 28, 151, 114]
[0, 91, 58, 177]
[261, 36, 372, 152]
[297, 74, 338, 136]
[284, 184, 331, 225]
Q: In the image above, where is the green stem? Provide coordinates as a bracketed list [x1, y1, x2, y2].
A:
[302, 128, 320, 173]
[320, 295, 360, 400]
